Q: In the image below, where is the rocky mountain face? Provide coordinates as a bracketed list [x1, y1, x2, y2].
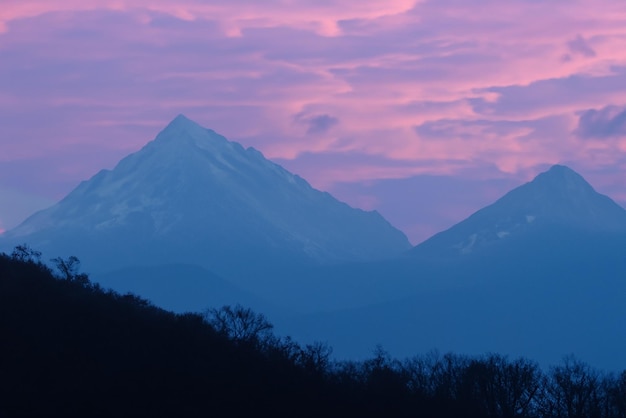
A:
[1, 115, 410, 278]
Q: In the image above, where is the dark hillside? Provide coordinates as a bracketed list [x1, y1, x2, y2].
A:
[2, 249, 625, 417]
[0, 252, 339, 417]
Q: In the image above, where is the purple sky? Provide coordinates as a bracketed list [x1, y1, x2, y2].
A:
[2, 0, 626, 243]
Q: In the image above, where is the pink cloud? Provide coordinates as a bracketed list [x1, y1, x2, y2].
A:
[0, 1, 418, 37]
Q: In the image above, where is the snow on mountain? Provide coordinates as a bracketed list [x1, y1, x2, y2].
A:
[412, 164, 626, 257]
[2, 115, 411, 277]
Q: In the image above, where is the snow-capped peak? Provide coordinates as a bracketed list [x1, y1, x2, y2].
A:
[152, 114, 231, 150]
[2, 115, 411, 273]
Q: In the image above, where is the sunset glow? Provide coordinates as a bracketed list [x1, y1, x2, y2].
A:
[2, 0, 626, 243]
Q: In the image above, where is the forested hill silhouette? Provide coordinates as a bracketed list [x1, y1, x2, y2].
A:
[0, 248, 340, 417]
[2, 247, 626, 417]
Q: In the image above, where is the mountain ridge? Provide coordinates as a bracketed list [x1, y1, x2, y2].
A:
[2, 120, 626, 369]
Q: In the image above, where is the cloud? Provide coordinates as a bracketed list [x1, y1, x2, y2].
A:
[327, 172, 522, 244]
[306, 114, 339, 135]
[273, 144, 525, 193]
[2, 0, 626, 241]
[412, 115, 576, 173]
[470, 67, 626, 119]
[0, 0, 417, 37]
[567, 34, 597, 58]
[294, 113, 339, 135]
[576, 105, 626, 139]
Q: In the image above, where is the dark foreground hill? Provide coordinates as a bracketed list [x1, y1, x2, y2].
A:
[0, 251, 342, 417]
[2, 249, 626, 417]
[0, 249, 423, 417]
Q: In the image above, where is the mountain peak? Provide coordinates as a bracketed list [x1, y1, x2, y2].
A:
[147, 115, 238, 158]
[412, 164, 626, 257]
[161, 114, 199, 133]
[2, 116, 411, 274]
[488, 164, 621, 226]
[544, 164, 576, 179]
[547, 164, 573, 173]
[531, 164, 593, 192]
[157, 114, 209, 141]
[172, 113, 192, 123]
[537, 164, 584, 181]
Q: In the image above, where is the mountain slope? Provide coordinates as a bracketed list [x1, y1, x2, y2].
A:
[271, 166, 626, 370]
[96, 263, 275, 314]
[411, 164, 626, 258]
[1, 115, 410, 277]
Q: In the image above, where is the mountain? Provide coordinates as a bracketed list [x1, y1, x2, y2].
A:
[95, 264, 275, 315]
[411, 164, 626, 258]
[1, 115, 410, 280]
[4, 133, 626, 370]
[273, 165, 626, 370]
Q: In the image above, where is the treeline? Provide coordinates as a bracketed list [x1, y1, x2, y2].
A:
[1, 246, 625, 417]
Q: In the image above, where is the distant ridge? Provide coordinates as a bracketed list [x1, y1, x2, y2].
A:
[411, 164, 626, 258]
[1, 115, 411, 277]
[278, 164, 626, 370]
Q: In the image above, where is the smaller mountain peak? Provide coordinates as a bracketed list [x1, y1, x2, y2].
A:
[531, 164, 593, 192]
[411, 163, 626, 257]
[544, 164, 581, 177]
[547, 164, 573, 173]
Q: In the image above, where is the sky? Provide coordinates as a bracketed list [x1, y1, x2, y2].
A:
[1, 0, 626, 244]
